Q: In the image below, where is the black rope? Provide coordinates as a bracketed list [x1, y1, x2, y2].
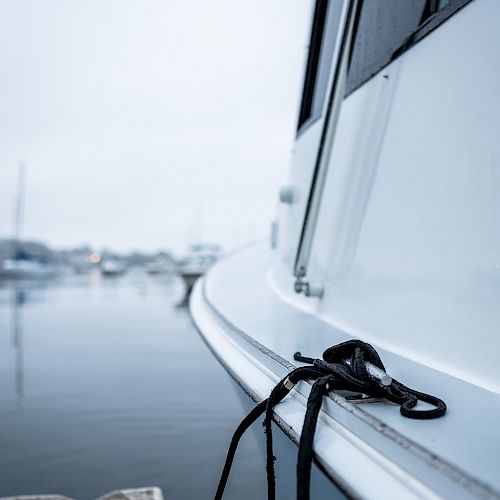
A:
[296, 375, 331, 500]
[214, 399, 267, 500]
[264, 366, 324, 499]
[214, 366, 322, 500]
[214, 339, 446, 500]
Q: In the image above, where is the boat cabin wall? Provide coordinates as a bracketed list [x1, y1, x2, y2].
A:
[273, 0, 500, 393]
[277, 0, 348, 270]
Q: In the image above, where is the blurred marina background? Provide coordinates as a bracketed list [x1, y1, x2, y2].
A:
[0, 0, 312, 498]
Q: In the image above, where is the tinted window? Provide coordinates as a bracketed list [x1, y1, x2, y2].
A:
[309, 1, 344, 124]
[297, 0, 345, 132]
[346, 0, 473, 95]
[347, 0, 426, 93]
[297, 0, 473, 131]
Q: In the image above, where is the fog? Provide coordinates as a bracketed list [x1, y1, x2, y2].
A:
[0, 0, 312, 253]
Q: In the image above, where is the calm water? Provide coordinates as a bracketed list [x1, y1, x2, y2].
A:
[0, 271, 265, 499]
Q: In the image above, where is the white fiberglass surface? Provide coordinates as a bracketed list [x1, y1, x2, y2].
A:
[276, 0, 500, 393]
[277, 120, 323, 268]
[202, 244, 500, 497]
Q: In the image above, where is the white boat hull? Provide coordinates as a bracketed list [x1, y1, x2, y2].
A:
[191, 245, 500, 499]
[0, 260, 57, 280]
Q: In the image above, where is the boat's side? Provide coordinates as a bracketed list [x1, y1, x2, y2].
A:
[275, 0, 500, 394]
[191, 244, 500, 500]
[0, 266, 57, 280]
[191, 0, 500, 497]
[191, 267, 431, 499]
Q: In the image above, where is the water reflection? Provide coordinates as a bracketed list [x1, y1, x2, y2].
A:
[3, 282, 46, 404]
[11, 288, 25, 402]
[0, 272, 265, 499]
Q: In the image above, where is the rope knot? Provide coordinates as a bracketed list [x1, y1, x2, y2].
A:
[215, 339, 447, 500]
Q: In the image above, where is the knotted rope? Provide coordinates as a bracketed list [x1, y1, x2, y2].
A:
[214, 339, 446, 500]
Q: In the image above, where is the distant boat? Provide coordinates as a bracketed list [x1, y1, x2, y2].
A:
[178, 244, 221, 298]
[72, 262, 93, 275]
[0, 162, 56, 281]
[100, 260, 127, 276]
[0, 258, 56, 280]
[145, 260, 174, 275]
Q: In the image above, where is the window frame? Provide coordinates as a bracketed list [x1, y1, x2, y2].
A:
[296, 0, 329, 133]
[291, 0, 476, 289]
[346, 0, 475, 96]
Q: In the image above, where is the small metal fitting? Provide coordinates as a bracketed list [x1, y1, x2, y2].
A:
[294, 277, 323, 298]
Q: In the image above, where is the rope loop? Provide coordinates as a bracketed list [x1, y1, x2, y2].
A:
[214, 339, 447, 500]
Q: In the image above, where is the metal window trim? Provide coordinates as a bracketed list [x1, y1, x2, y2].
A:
[293, 0, 360, 291]
[296, 0, 330, 132]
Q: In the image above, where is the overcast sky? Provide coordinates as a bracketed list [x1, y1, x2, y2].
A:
[0, 0, 312, 254]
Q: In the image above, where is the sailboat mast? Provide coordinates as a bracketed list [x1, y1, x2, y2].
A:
[13, 161, 26, 257]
